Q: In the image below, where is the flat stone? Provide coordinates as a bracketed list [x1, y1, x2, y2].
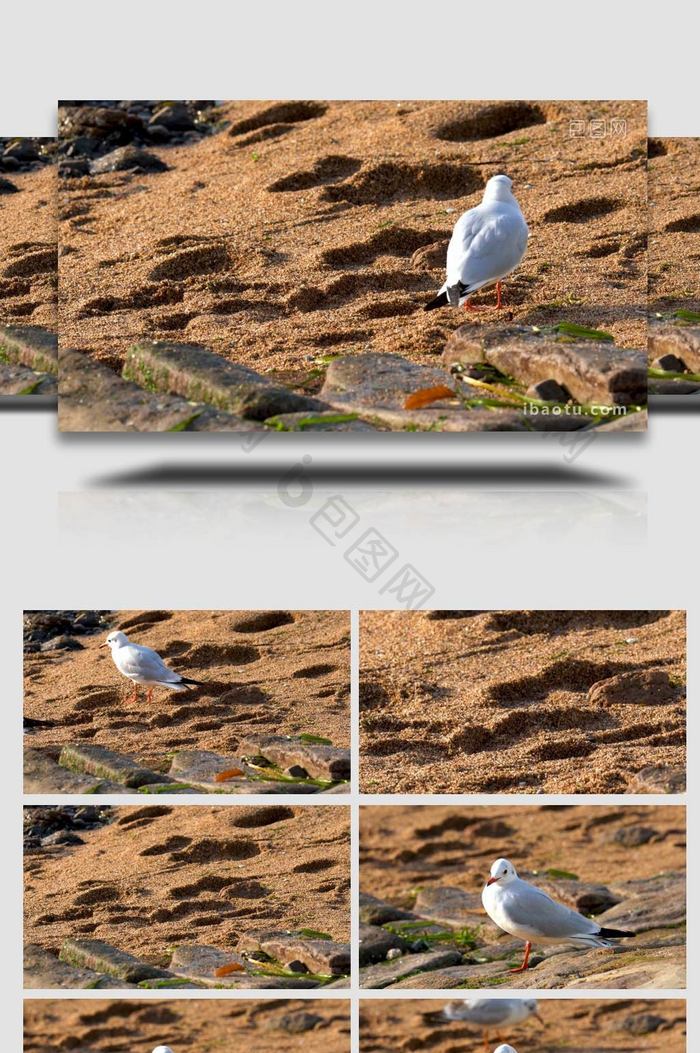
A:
[359, 923, 407, 964]
[322, 782, 351, 794]
[24, 748, 131, 795]
[0, 325, 58, 374]
[320, 350, 528, 431]
[123, 341, 329, 420]
[649, 379, 700, 394]
[444, 325, 646, 406]
[359, 892, 418, 926]
[649, 323, 700, 372]
[168, 750, 319, 794]
[600, 871, 686, 933]
[60, 939, 173, 982]
[388, 959, 508, 988]
[265, 411, 379, 432]
[591, 409, 647, 430]
[257, 935, 350, 975]
[360, 948, 463, 988]
[59, 743, 164, 788]
[0, 361, 51, 396]
[24, 944, 138, 989]
[90, 145, 168, 174]
[631, 765, 686, 794]
[59, 349, 212, 432]
[586, 669, 679, 707]
[414, 886, 484, 927]
[240, 734, 350, 781]
[534, 879, 620, 915]
[169, 944, 319, 988]
[185, 407, 264, 432]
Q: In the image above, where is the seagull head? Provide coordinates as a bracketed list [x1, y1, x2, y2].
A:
[104, 630, 129, 650]
[523, 998, 543, 1023]
[494, 1046, 518, 1053]
[152, 1047, 175, 1053]
[483, 174, 515, 202]
[485, 857, 518, 887]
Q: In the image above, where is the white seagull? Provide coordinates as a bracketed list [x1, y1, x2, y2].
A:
[482, 857, 634, 972]
[104, 630, 204, 703]
[425, 174, 528, 312]
[443, 998, 540, 1052]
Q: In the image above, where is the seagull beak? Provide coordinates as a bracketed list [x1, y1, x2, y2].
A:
[486, 876, 498, 886]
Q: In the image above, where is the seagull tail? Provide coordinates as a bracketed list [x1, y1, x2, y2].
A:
[424, 291, 449, 311]
[598, 926, 635, 939]
[178, 676, 206, 687]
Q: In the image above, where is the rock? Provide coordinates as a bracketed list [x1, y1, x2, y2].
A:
[59, 348, 244, 432]
[526, 378, 571, 402]
[410, 240, 449, 270]
[59, 158, 90, 178]
[41, 830, 85, 846]
[649, 379, 700, 394]
[167, 750, 318, 794]
[586, 669, 679, 706]
[270, 1011, 325, 1033]
[40, 634, 84, 651]
[123, 341, 330, 421]
[322, 782, 351, 794]
[359, 892, 417, 926]
[265, 411, 379, 431]
[0, 325, 58, 374]
[321, 351, 528, 430]
[631, 765, 686, 794]
[653, 353, 688, 372]
[535, 879, 620, 915]
[3, 139, 40, 163]
[0, 176, 19, 194]
[90, 145, 168, 174]
[239, 735, 350, 781]
[59, 743, 164, 788]
[24, 943, 137, 989]
[359, 923, 407, 964]
[649, 323, 700, 372]
[612, 825, 657, 847]
[621, 1012, 666, 1034]
[444, 325, 646, 406]
[360, 949, 463, 988]
[60, 939, 173, 982]
[592, 409, 647, 430]
[24, 749, 130, 795]
[255, 935, 350, 975]
[58, 105, 146, 148]
[386, 947, 403, 960]
[150, 103, 196, 132]
[0, 362, 52, 396]
[169, 944, 319, 988]
[414, 885, 483, 926]
[597, 871, 685, 933]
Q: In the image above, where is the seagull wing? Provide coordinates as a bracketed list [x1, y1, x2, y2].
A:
[447, 207, 527, 292]
[504, 880, 598, 939]
[119, 644, 182, 684]
[461, 999, 514, 1025]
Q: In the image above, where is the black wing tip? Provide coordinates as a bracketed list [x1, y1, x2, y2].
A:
[424, 291, 448, 311]
[599, 927, 635, 938]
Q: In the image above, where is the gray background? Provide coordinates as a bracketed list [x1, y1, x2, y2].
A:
[4, 0, 696, 1046]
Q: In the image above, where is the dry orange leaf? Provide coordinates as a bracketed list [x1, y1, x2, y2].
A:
[404, 385, 456, 410]
[214, 767, 245, 782]
[214, 961, 245, 976]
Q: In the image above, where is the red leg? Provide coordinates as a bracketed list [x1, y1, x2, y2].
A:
[125, 687, 139, 704]
[510, 940, 532, 972]
[463, 298, 486, 312]
[146, 687, 153, 704]
[495, 280, 503, 308]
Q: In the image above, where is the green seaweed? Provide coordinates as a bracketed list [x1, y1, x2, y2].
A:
[137, 782, 194, 794]
[552, 321, 614, 342]
[299, 733, 333, 745]
[295, 928, 333, 940]
[674, 308, 700, 324]
[649, 366, 700, 383]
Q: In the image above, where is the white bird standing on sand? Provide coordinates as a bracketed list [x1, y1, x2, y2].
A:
[425, 174, 528, 312]
[104, 630, 205, 704]
[442, 999, 540, 1052]
[482, 858, 634, 972]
